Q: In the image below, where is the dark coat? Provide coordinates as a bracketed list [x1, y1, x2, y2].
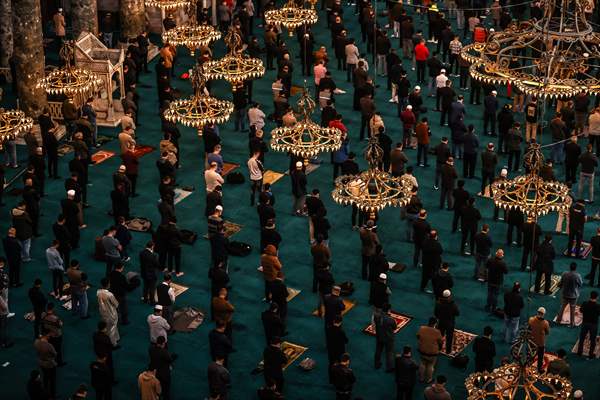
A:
[434, 297, 459, 327]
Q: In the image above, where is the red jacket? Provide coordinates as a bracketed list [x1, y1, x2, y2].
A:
[414, 43, 430, 62]
[400, 110, 416, 130]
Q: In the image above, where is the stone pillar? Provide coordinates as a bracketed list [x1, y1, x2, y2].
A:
[71, 0, 99, 38]
[120, 0, 146, 39]
[11, 0, 47, 116]
[0, 0, 13, 68]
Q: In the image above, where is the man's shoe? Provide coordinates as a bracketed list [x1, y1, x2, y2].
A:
[7, 313, 15, 318]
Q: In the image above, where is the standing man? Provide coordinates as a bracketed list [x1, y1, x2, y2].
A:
[109, 263, 129, 325]
[2, 228, 22, 287]
[473, 326, 496, 372]
[290, 161, 307, 216]
[521, 216, 541, 271]
[374, 303, 398, 372]
[557, 263, 583, 328]
[578, 143, 598, 202]
[421, 230, 443, 293]
[440, 157, 458, 210]
[535, 235, 556, 295]
[503, 282, 524, 344]
[395, 345, 418, 400]
[577, 291, 600, 359]
[28, 278, 47, 338]
[473, 224, 492, 281]
[207, 354, 230, 399]
[34, 329, 57, 399]
[567, 199, 586, 258]
[263, 337, 287, 392]
[359, 220, 379, 280]
[483, 90, 499, 136]
[589, 227, 600, 286]
[529, 307, 550, 372]
[416, 317, 443, 384]
[485, 249, 508, 313]
[434, 290, 459, 355]
[40, 303, 65, 366]
[480, 143, 498, 194]
[140, 241, 160, 304]
[331, 353, 356, 400]
[97, 278, 120, 346]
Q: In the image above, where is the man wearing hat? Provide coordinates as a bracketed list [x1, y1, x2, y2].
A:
[528, 307, 550, 372]
[400, 105, 416, 149]
[61, 189, 81, 249]
[483, 90, 499, 136]
[434, 289, 459, 354]
[148, 305, 170, 344]
[290, 161, 307, 216]
[370, 272, 391, 310]
[434, 68, 448, 111]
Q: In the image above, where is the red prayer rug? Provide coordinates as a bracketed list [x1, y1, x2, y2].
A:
[362, 311, 412, 336]
[91, 150, 115, 165]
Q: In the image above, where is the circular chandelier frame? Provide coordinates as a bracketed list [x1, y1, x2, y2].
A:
[270, 88, 343, 159]
[0, 109, 34, 148]
[265, 0, 318, 37]
[145, 0, 190, 10]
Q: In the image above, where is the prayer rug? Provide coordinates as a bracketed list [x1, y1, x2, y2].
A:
[262, 170, 284, 185]
[563, 242, 592, 259]
[530, 352, 559, 373]
[57, 143, 74, 156]
[362, 311, 412, 336]
[171, 307, 205, 332]
[388, 262, 407, 273]
[203, 221, 242, 239]
[124, 217, 152, 232]
[312, 299, 356, 317]
[132, 145, 155, 158]
[173, 187, 194, 205]
[96, 135, 114, 145]
[440, 329, 477, 357]
[290, 85, 304, 96]
[552, 305, 582, 327]
[91, 150, 115, 165]
[171, 283, 189, 298]
[571, 337, 600, 358]
[529, 274, 561, 295]
[256, 341, 308, 372]
[260, 287, 300, 302]
[221, 162, 240, 176]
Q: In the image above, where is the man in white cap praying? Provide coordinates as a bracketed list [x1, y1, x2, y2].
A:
[290, 161, 307, 216]
[434, 289, 460, 354]
[147, 304, 170, 344]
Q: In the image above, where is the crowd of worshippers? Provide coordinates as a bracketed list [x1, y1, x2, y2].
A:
[2, 0, 600, 399]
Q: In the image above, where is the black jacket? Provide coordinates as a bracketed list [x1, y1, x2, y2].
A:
[452, 188, 469, 212]
[461, 204, 481, 230]
[90, 360, 111, 390]
[412, 219, 431, 245]
[149, 343, 173, 381]
[536, 240, 556, 272]
[262, 310, 284, 343]
[432, 270, 454, 298]
[263, 345, 287, 380]
[330, 363, 356, 392]
[422, 238, 443, 270]
[473, 336, 496, 368]
[395, 355, 418, 386]
[503, 290, 524, 318]
[370, 280, 390, 309]
[440, 164, 457, 188]
[109, 270, 128, 298]
[434, 298, 459, 327]
[325, 324, 348, 361]
[522, 222, 541, 247]
[209, 329, 233, 360]
[486, 257, 508, 286]
[474, 231, 492, 256]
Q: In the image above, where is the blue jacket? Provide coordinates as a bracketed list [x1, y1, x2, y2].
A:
[46, 247, 64, 271]
[333, 141, 349, 164]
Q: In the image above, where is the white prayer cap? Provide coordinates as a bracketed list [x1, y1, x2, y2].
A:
[440, 69, 446, 73]
[406, 105, 413, 110]
[537, 307, 546, 315]
[155, 304, 163, 310]
[379, 273, 387, 280]
[443, 289, 451, 298]
[500, 168, 508, 177]
[492, 90, 497, 95]
[573, 390, 583, 398]
[215, 205, 223, 211]
[295, 161, 303, 168]
[414, 86, 421, 91]
[67, 190, 75, 197]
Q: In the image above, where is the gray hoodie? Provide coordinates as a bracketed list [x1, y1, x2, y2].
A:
[147, 313, 170, 343]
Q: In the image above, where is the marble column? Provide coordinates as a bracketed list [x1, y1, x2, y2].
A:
[71, 0, 99, 38]
[0, 0, 12, 68]
[120, 0, 146, 39]
[11, 0, 47, 116]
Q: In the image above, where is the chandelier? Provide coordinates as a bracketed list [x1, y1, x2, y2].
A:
[265, 0, 318, 37]
[37, 41, 102, 100]
[461, 0, 600, 98]
[0, 109, 33, 149]
[270, 87, 343, 160]
[163, 66, 233, 136]
[202, 27, 265, 91]
[162, 1, 221, 56]
[465, 328, 572, 399]
[145, 0, 190, 10]
[332, 136, 413, 216]
[491, 144, 572, 217]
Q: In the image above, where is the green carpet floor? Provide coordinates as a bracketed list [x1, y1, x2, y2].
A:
[1, 4, 599, 399]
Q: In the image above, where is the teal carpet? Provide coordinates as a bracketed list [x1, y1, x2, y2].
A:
[1, 4, 599, 399]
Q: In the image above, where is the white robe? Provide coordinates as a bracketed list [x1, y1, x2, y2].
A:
[97, 289, 120, 345]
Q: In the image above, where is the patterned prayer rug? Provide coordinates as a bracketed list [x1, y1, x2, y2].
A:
[530, 352, 559, 373]
[262, 170, 284, 185]
[563, 242, 592, 259]
[286, 287, 301, 302]
[132, 145, 155, 158]
[440, 329, 477, 357]
[221, 162, 240, 176]
[256, 341, 308, 372]
[312, 299, 356, 317]
[529, 274, 561, 295]
[571, 337, 600, 358]
[362, 311, 412, 336]
[91, 150, 115, 165]
[203, 221, 242, 239]
[171, 283, 189, 298]
[552, 305, 582, 326]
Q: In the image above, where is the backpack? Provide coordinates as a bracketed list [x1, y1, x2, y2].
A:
[226, 172, 245, 184]
[450, 354, 469, 369]
[226, 241, 252, 257]
[180, 229, 198, 245]
[339, 281, 354, 296]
